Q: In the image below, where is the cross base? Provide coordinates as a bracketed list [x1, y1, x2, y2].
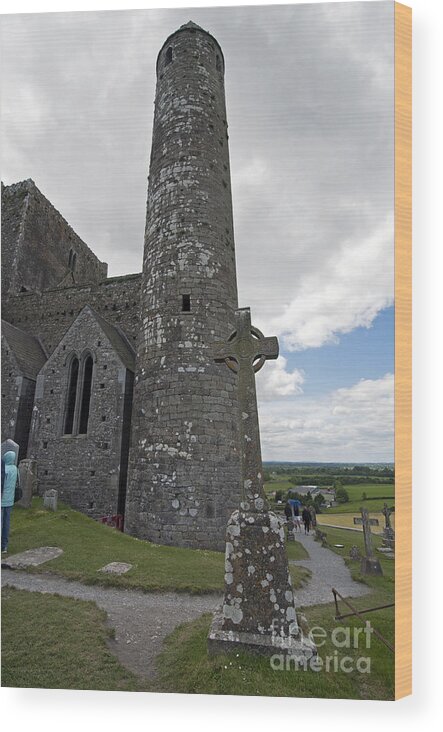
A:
[360, 556, 383, 576]
[207, 608, 316, 661]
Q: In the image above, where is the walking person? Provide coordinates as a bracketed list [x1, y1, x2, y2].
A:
[293, 503, 301, 532]
[302, 506, 311, 535]
[1, 451, 19, 553]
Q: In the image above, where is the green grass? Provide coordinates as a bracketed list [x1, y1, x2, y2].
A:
[3, 512, 393, 698]
[1, 587, 148, 691]
[323, 484, 395, 515]
[7, 498, 225, 594]
[264, 479, 293, 496]
[151, 606, 393, 699]
[316, 525, 395, 585]
[7, 499, 313, 594]
[286, 538, 310, 561]
[150, 524, 394, 700]
[289, 565, 312, 588]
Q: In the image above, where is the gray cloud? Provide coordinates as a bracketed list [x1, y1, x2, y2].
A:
[0, 3, 394, 461]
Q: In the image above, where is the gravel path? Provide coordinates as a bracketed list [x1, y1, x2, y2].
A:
[2, 536, 369, 679]
[289, 529, 371, 606]
[1, 570, 221, 680]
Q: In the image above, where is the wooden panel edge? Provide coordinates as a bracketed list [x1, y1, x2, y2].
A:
[394, 0, 412, 701]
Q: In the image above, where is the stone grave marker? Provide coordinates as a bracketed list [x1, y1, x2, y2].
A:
[382, 503, 395, 550]
[207, 308, 316, 661]
[43, 489, 58, 511]
[99, 562, 133, 575]
[354, 508, 383, 576]
[17, 459, 38, 509]
[1, 546, 63, 569]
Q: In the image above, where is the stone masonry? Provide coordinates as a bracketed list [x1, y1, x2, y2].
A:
[1, 22, 242, 549]
[124, 22, 241, 550]
[1, 179, 107, 297]
[27, 306, 135, 519]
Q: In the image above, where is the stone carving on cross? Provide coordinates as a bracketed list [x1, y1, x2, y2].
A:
[213, 307, 279, 514]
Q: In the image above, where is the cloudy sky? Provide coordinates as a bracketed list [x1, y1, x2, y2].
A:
[0, 1, 394, 462]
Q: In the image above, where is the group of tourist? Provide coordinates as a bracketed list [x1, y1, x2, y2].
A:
[284, 499, 316, 535]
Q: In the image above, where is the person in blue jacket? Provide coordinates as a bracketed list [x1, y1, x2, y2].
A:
[1, 451, 18, 553]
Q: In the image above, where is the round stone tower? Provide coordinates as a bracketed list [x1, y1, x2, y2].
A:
[125, 22, 241, 550]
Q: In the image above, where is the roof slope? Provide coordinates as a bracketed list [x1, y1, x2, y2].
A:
[1, 319, 47, 379]
[86, 307, 136, 371]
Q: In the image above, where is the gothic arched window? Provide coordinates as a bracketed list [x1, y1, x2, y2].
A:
[78, 355, 94, 434]
[64, 356, 79, 434]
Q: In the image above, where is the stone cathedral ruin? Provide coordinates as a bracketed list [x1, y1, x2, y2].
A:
[2, 23, 261, 553]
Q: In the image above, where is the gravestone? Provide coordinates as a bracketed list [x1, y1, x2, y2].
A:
[1, 439, 19, 464]
[382, 503, 395, 550]
[1, 546, 63, 569]
[207, 308, 316, 661]
[354, 508, 383, 576]
[17, 459, 38, 509]
[99, 562, 133, 575]
[349, 545, 361, 561]
[43, 489, 58, 511]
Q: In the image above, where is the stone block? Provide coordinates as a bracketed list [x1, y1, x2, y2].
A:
[43, 489, 58, 511]
[360, 556, 383, 576]
[17, 459, 37, 508]
[98, 562, 133, 575]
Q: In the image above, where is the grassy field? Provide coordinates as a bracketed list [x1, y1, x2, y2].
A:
[151, 524, 394, 699]
[317, 513, 395, 533]
[6, 498, 225, 593]
[1, 587, 148, 691]
[4, 498, 311, 592]
[322, 484, 394, 515]
[2, 511, 393, 698]
[264, 479, 293, 497]
[265, 481, 395, 516]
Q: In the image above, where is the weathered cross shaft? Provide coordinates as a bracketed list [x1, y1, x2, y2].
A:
[213, 307, 278, 513]
[208, 307, 316, 661]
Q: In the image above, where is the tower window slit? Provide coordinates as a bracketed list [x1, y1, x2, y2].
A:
[182, 294, 191, 312]
[165, 46, 173, 65]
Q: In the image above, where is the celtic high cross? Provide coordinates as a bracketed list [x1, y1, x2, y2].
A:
[213, 307, 279, 513]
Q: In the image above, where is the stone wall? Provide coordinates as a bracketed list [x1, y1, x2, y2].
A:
[1, 181, 28, 295]
[1, 179, 108, 296]
[28, 307, 134, 519]
[2, 273, 142, 355]
[1, 345, 22, 444]
[1, 342, 36, 460]
[125, 23, 242, 551]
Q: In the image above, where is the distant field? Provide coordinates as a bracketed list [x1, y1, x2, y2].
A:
[340, 483, 395, 501]
[264, 481, 394, 512]
[317, 512, 395, 534]
[322, 484, 395, 514]
[264, 479, 293, 495]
